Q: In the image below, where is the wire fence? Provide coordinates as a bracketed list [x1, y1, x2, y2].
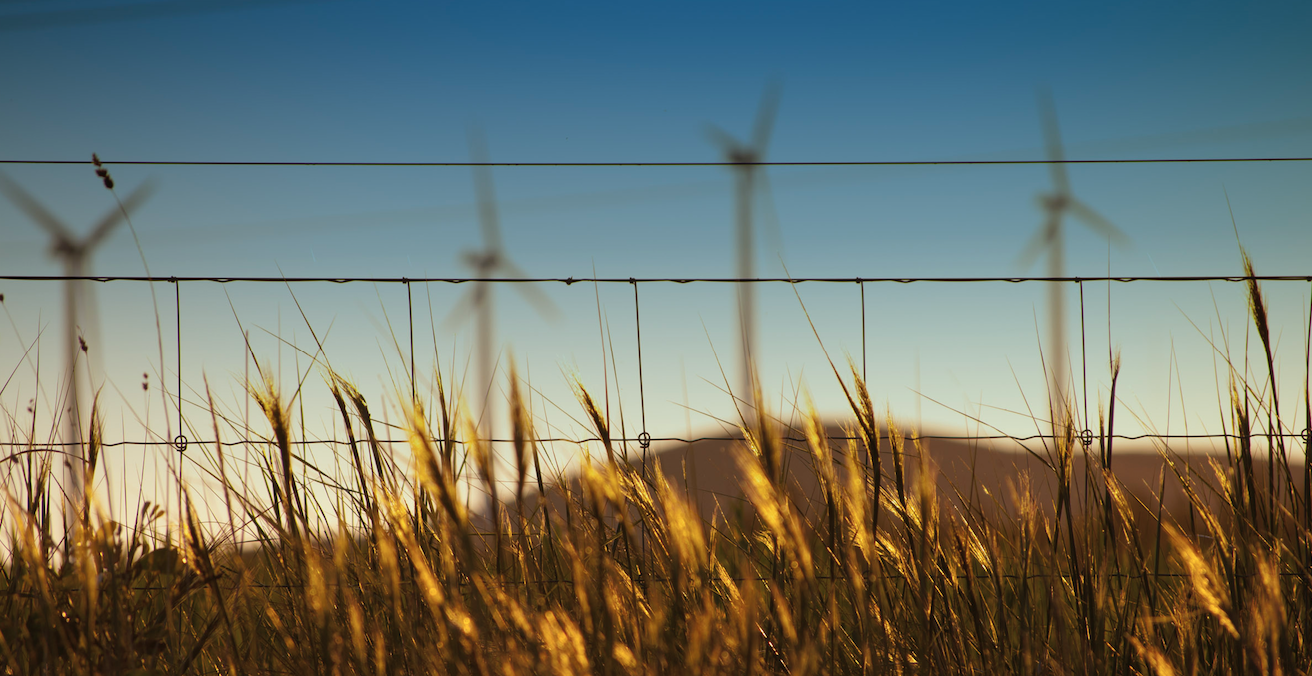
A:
[4, 272, 1311, 458]
[4, 269, 1312, 590]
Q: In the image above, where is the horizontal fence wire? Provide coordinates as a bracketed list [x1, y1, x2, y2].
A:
[2, 274, 1311, 283]
[3, 157, 1312, 167]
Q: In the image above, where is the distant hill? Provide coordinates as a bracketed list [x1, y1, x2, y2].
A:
[515, 422, 1303, 537]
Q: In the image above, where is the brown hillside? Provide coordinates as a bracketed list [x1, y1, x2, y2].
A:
[519, 422, 1302, 537]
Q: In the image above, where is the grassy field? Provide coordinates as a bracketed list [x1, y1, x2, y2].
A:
[2, 254, 1309, 675]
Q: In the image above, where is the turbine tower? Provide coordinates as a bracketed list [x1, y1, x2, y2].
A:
[1017, 91, 1127, 431]
[708, 83, 782, 402]
[0, 172, 153, 510]
[449, 129, 556, 499]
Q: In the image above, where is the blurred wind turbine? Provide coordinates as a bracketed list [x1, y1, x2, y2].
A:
[447, 130, 557, 454]
[1017, 90, 1128, 429]
[0, 172, 153, 509]
[707, 82, 785, 403]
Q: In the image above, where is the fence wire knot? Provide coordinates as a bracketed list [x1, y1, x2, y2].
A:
[639, 432, 651, 450]
[1080, 428, 1094, 448]
[1303, 428, 1311, 448]
[174, 435, 188, 453]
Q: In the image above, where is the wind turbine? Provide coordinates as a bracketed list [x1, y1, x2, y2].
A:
[1017, 91, 1128, 431]
[448, 130, 556, 496]
[707, 83, 784, 402]
[0, 171, 153, 510]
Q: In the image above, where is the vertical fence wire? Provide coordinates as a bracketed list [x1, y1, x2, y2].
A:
[1079, 280, 1090, 446]
[1305, 279, 1312, 454]
[172, 279, 187, 551]
[631, 280, 650, 477]
[175, 280, 182, 438]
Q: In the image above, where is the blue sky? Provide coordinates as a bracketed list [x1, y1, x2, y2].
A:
[2, 0, 1311, 516]
[3, 1, 1309, 277]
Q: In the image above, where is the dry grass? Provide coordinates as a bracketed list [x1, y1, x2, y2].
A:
[2, 260, 1310, 675]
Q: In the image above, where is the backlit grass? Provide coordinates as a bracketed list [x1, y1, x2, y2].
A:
[2, 259, 1309, 675]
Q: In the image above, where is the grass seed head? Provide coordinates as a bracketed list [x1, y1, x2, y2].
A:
[91, 154, 113, 189]
[508, 360, 531, 500]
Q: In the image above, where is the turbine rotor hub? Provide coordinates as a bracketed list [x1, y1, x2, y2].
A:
[463, 250, 500, 272]
[1041, 193, 1069, 212]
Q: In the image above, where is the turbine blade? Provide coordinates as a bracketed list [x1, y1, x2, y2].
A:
[1069, 198, 1131, 248]
[705, 124, 743, 156]
[1036, 88, 1070, 197]
[751, 80, 782, 154]
[0, 171, 75, 242]
[1016, 225, 1053, 270]
[441, 286, 481, 331]
[460, 249, 486, 273]
[499, 260, 559, 321]
[467, 126, 504, 254]
[84, 180, 156, 250]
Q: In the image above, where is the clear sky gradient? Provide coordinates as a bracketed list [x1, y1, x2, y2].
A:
[2, 0, 1311, 518]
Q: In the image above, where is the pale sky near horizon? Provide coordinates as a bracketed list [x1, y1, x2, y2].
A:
[2, 0, 1311, 520]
